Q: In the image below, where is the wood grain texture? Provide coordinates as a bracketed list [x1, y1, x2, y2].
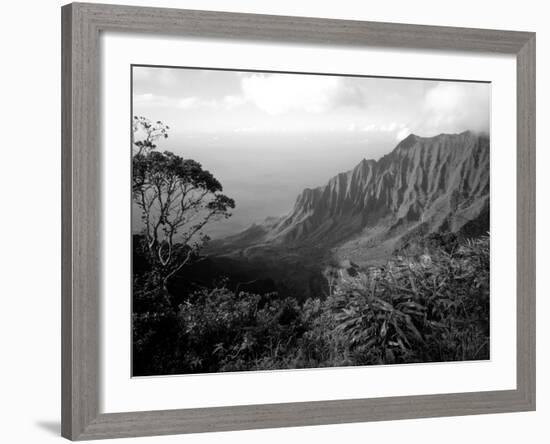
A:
[62, 3, 101, 440]
[75, 2, 532, 53]
[61, 4, 73, 438]
[77, 390, 532, 440]
[61, 2, 536, 440]
[516, 34, 536, 410]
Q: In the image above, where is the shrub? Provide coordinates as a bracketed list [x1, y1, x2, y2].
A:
[133, 235, 490, 375]
[327, 235, 490, 364]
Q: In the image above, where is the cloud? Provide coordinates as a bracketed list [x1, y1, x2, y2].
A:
[134, 92, 155, 103]
[379, 122, 399, 132]
[132, 68, 152, 82]
[240, 74, 365, 115]
[134, 92, 246, 111]
[177, 97, 198, 109]
[331, 82, 368, 108]
[362, 123, 376, 132]
[419, 82, 490, 134]
[396, 127, 411, 141]
[133, 69, 489, 143]
[222, 95, 246, 109]
[134, 93, 175, 108]
[360, 122, 410, 141]
[233, 127, 259, 133]
[353, 82, 490, 142]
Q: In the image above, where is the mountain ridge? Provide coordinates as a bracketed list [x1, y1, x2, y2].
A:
[209, 131, 490, 266]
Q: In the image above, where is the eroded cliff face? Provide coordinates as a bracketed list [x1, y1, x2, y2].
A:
[211, 131, 490, 265]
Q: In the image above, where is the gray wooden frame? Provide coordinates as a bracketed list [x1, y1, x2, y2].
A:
[61, 2, 536, 440]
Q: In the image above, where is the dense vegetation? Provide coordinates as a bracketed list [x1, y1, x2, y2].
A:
[133, 233, 489, 376]
[131, 116, 489, 376]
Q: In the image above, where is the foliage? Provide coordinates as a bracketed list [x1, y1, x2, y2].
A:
[326, 235, 490, 365]
[132, 116, 235, 292]
[133, 235, 490, 376]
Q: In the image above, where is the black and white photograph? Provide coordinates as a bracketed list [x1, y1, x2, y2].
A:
[2, 1, 543, 442]
[131, 66, 490, 377]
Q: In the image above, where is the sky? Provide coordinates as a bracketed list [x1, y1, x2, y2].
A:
[132, 66, 490, 239]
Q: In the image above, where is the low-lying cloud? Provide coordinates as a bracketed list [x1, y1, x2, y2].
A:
[417, 82, 490, 135]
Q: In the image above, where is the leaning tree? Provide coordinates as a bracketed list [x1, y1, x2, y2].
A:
[132, 116, 235, 291]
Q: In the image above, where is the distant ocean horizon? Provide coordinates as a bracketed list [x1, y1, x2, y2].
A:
[132, 130, 405, 240]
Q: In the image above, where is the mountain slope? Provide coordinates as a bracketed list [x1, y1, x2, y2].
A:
[210, 131, 490, 266]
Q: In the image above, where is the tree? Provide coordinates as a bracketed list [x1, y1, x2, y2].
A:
[132, 116, 235, 290]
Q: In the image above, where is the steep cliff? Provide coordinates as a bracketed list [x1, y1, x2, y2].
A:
[211, 131, 490, 265]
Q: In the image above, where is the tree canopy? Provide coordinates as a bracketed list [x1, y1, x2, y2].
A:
[132, 116, 235, 286]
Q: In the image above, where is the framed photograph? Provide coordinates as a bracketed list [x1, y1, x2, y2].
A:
[61, 2, 536, 440]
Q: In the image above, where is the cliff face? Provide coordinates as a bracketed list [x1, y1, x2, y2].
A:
[211, 131, 490, 265]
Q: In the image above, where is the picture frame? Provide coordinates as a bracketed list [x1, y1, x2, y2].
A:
[61, 2, 536, 440]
